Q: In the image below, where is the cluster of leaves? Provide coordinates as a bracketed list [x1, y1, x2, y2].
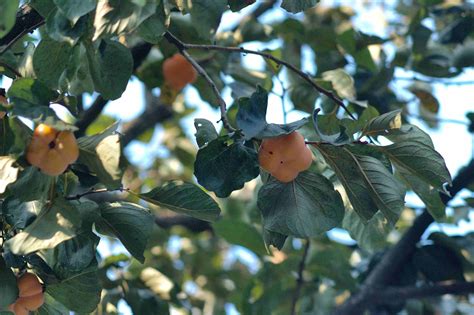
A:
[0, 0, 473, 314]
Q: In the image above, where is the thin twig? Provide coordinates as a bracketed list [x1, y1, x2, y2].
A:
[0, 61, 22, 78]
[65, 187, 129, 200]
[290, 239, 311, 315]
[179, 42, 357, 120]
[395, 76, 474, 86]
[164, 31, 236, 132]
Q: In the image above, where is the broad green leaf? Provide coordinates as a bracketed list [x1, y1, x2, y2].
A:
[0, 257, 18, 308]
[77, 123, 123, 189]
[342, 209, 391, 252]
[396, 167, 445, 221]
[7, 167, 52, 202]
[380, 140, 451, 190]
[45, 8, 89, 45]
[139, 180, 220, 221]
[86, 39, 133, 100]
[317, 144, 405, 224]
[321, 69, 355, 100]
[214, 219, 267, 256]
[53, 0, 96, 23]
[263, 229, 287, 250]
[0, 156, 18, 194]
[187, 0, 227, 39]
[93, 0, 156, 40]
[228, 0, 256, 12]
[6, 198, 81, 255]
[194, 118, 218, 148]
[54, 232, 100, 273]
[289, 77, 319, 112]
[61, 44, 95, 95]
[194, 137, 259, 198]
[362, 109, 402, 137]
[257, 171, 344, 237]
[236, 86, 309, 140]
[0, 0, 19, 38]
[33, 37, 73, 89]
[46, 263, 101, 313]
[2, 198, 43, 229]
[37, 293, 70, 315]
[96, 202, 154, 263]
[281, 0, 319, 13]
[124, 287, 170, 315]
[312, 109, 351, 145]
[137, 2, 168, 44]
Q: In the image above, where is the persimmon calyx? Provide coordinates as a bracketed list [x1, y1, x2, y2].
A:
[26, 124, 79, 176]
[258, 131, 313, 182]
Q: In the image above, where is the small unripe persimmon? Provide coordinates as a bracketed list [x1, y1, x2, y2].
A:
[162, 53, 198, 91]
[26, 124, 79, 176]
[8, 272, 45, 314]
[258, 131, 313, 182]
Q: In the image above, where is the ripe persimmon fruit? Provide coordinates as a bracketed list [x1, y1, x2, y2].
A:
[8, 272, 45, 315]
[162, 53, 198, 91]
[258, 131, 313, 182]
[26, 124, 79, 176]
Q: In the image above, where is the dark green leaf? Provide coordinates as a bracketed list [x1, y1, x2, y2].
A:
[188, 0, 227, 39]
[413, 245, 465, 282]
[258, 171, 344, 237]
[86, 39, 133, 100]
[124, 288, 170, 315]
[342, 210, 391, 252]
[0, 257, 18, 308]
[139, 180, 221, 222]
[137, 2, 168, 44]
[54, 232, 99, 273]
[2, 198, 43, 229]
[214, 219, 266, 256]
[194, 118, 218, 148]
[96, 202, 153, 263]
[228, 0, 256, 12]
[0, 0, 19, 38]
[53, 0, 96, 23]
[37, 293, 70, 315]
[263, 229, 287, 250]
[362, 110, 402, 137]
[312, 109, 351, 145]
[281, 0, 319, 13]
[5, 198, 81, 255]
[194, 137, 259, 198]
[7, 167, 52, 202]
[45, 8, 89, 44]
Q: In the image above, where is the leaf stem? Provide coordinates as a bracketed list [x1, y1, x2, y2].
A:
[290, 239, 310, 315]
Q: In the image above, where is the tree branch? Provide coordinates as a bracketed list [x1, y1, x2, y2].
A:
[175, 41, 357, 120]
[0, 5, 44, 55]
[164, 31, 236, 132]
[374, 281, 474, 305]
[333, 158, 474, 315]
[290, 239, 310, 315]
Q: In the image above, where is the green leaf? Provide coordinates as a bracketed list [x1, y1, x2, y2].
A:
[194, 118, 218, 148]
[228, 0, 256, 12]
[137, 2, 168, 44]
[7, 78, 56, 107]
[46, 263, 101, 313]
[53, 0, 96, 23]
[396, 167, 445, 221]
[96, 202, 154, 263]
[0, 156, 18, 194]
[263, 229, 287, 250]
[321, 69, 356, 100]
[289, 77, 319, 112]
[37, 293, 70, 315]
[317, 144, 405, 224]
[45, 8, 89, 45]
[7, 167, 52, 202]
[77, 123, 123, 189]
[124, 287, 170, 315]
[6, 198, 81, 255]
[0, 0, 19, 38]
[362, 109, 402, 137]
[236, 86, 309, 140]
[194, 137, 259, 198]
[380, 140, 451, 191]
[61, 43, 95, 95]
[257, 171, 344, 238]
[2, 198, 43, 229]
[213, 219, 267, 256]
[187, 0, 227, 39]
[139, 180, 220, 222]
[281, 0, 319, 13]
[86, 39, 133, 100]
[453, 40, 474, 68]
[33, 37, 73, 89]
[342, 209, 391, 252]
[93, 0, 156, 40]
[0, 257, 18, 308]
[312, 109, 351, 145]
[54, 232, 100, 273]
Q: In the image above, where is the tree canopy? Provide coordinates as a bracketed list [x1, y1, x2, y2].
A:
[1, 0, 474, 314]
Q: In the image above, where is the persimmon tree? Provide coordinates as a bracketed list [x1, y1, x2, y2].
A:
[0, 1, 474, 314]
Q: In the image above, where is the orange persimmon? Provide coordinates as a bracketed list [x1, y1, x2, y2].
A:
[258, 131, 313, 182]
[8, 272, 44, 315]
[162, 53, 198, 91]
[26, 124, 79, 176]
